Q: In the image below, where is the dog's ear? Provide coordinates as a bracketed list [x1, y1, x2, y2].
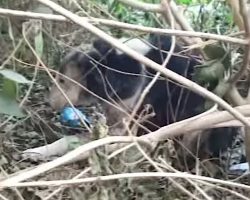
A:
[93, 39, 115, 55]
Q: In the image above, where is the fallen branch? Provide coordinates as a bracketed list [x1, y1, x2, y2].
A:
[2, 104, 250, 185]
[1, 172, 250, 190]
[0, 136, 150, 185]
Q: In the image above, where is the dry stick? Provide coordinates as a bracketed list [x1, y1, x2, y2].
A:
[0, 8, 247, 45]
[158, 158, 250, 200]
[44, 167, 91, 200]
[227, 0, 244, 31]
[122, 6, 209, 198]
[144, 105, 250, 142]
[124, 122, 205, 200]
[19, 24, 39, 107]
[231, 0, 250, 84]
[161, 3, 209, 199]
[44, 144, 138, 199]
[117, 0, 200, 43]
[117, 0, 163, 12]
[160, 0, 179, 122]
[168, 1, 193, 32]
[2, 106, 250, 191]
[0, 167, 25, 200]
[36, 0, 250, 127]
[0, 194, 8, 200]
[157, 158, 212, 200]
[211, 117, 250, 128]
[226, 0, 250, 105]
[230, 0, 250, 182]
[168, 1, 202, 44]
[2, 105, 250, 188]
[168, 1, 202, 45]
[0, 136, 149, 186]
[0, 38, 23, 69]
[2, 172, 250, 190]
[128, 0, 177, 134]
[1, 106, 245, 190]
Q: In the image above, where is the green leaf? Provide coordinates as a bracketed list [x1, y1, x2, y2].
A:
[0, 95, 24, 117]
[35, 30, 44, 58]
[2, 78, 17, 99]
[0, 69, 32, 84]
[177, 0, 193, 5]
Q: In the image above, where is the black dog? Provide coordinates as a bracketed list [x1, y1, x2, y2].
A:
[49, 35, 238, 159]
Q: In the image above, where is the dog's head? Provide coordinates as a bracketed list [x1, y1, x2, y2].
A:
[48, 38, 144, 110]
[48, 39, 117, 110]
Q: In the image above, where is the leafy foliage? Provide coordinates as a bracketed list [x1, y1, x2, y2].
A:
[182, 1, 233, 33]
[0, 69, 32, 117]
[0, 95, 24, 117]
[0, 69, 32, 84]
[93, 0, 162, 29]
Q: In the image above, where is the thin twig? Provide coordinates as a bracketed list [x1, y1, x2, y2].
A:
[228, 0, 250, 182]
[125, 121, 205, 200]
[2, 105, 250, 188]
[158, 157, 212, 200]
[0, 8, 247, 45]
[230, 0, 250, 84]
[158, 157, 249, 200]
[19, 24, 39, 107]
[1, 172, 250, 190]
[0, 194, 9, 200]
[0, 136, 150, 185]
[143, 105, 250, 142]
[117, 0, 163, 12]
[128, 0, 177, 134]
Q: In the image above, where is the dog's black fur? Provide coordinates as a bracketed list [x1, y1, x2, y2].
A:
[49, 35, 238, 160]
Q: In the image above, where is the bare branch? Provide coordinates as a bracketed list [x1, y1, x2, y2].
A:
[227, 0, 244, 30]
[168, 1, 202, 44]
[2, 104, 250, 185]
[0, 136, 150, 185]
[117, 0, 163, 12]
[144, 105, 250, 142]
[230, 0, 250, 84]
[1, 172, 250, 190]
[227, 1, 250, 176]
[226, 85, 247, 106]
[0, 8, 247, 45]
